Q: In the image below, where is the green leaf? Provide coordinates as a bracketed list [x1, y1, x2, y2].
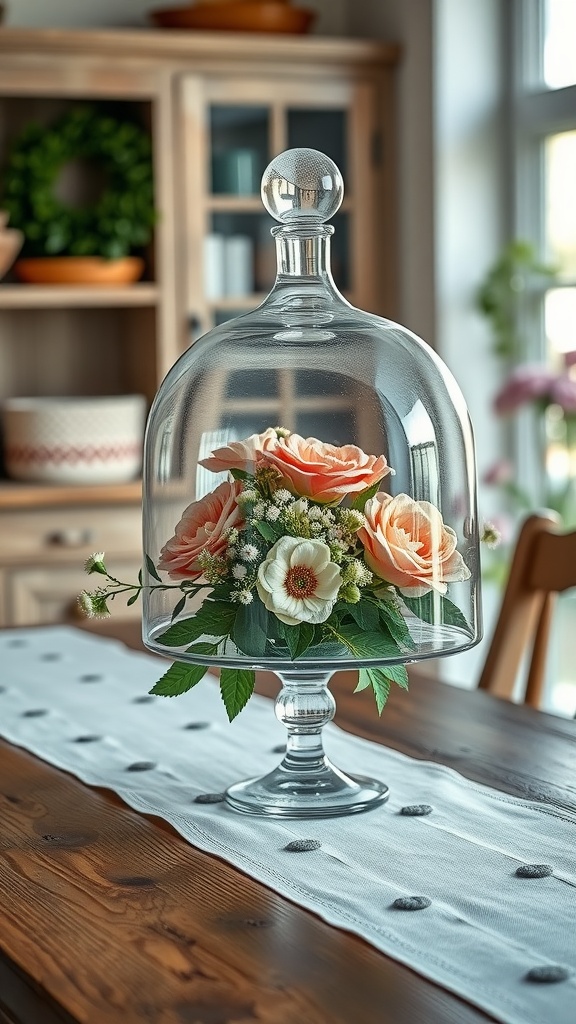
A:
[347, 600, 380, 632]
[336, 624, 405, 661]
[283, 621, 315, 659]
[402, 591, 470, 632]
[349, 480, 383, 511]
[356, 667, 390, 715]
[170, 595, 186, 622]
[149, 661, 207, 697]
[230, 468, 250, 481]
[220, 668, 255, 721]
[157, 600, 237, 647]
[138, 567, 143, 586]
[126, 591, 140, 607]
[377, 601, 416, 651]
[255, 521, 282, 543]
[382, 663, 409, 689]
[185, 641, 219, 657]
[145, 553, 162, 583]
[232, 596, 268, 657]
[157, 617, 206, 647]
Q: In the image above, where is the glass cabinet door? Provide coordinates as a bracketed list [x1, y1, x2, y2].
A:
[179, 76, 382, 340]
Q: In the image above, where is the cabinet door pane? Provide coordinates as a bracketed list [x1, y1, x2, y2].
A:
[210, 212, 275, 295]
[287, 108, 347, 183]
[210, 105, 269, 194]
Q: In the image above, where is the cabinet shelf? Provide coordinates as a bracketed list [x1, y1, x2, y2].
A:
[0, 479, 142, 510]
[0, 284, 160, 310]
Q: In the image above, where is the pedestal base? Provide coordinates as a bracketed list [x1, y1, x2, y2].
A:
[225, 756, 389, 818]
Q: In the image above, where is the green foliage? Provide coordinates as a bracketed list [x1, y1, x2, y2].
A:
[335, 623, 405, 661]
[402, 591, 470, 633]
[476, 240, 557, 360]
[157, 601, 237, 647]
[1, 105, 155, 259]
[150, 661, 208, 697]
[145, 554, 162, 582]
[255, 521, 283, 543]
[282, 621, 316, 659]
[349, 480, 382, 511]
[356, 664, 409, 714]
[232, 595, 268, 656]
[220, 668, 255, 721]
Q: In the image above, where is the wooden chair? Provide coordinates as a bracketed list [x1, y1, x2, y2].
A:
[478, 512, 576, 708]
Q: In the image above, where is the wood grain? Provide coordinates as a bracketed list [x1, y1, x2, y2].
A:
[0, 621, 574, 1024]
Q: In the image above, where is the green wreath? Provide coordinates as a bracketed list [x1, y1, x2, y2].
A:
[1, 105, 155, 259]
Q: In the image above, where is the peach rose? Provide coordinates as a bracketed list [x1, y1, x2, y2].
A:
[259, 433, 392, 505]
[158, 479, 244, 581]
[358, 492, 471, 596]
[199, 428, 280, 475]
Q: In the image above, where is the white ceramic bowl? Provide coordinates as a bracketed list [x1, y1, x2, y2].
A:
[1, 395, 147, 484]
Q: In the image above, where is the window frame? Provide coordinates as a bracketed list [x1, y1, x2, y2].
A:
[507, 0, 576, 493]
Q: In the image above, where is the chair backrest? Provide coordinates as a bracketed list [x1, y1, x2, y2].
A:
[478, 512, 576, 707]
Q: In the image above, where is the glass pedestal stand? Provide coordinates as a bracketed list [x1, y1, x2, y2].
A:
[225, 671, 389, 818]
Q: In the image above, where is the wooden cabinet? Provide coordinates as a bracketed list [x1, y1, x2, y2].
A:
[0, 28, 399, 626]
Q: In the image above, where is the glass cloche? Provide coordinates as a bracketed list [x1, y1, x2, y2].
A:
[142, 148, 481, 819]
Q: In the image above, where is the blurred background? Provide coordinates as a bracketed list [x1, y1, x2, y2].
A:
[0, 0, 574, 713]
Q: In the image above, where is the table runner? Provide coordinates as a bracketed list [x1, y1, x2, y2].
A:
[1, 626, 575, 1024]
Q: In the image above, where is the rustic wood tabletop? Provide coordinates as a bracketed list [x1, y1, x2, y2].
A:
[0, 620, 574, 1024]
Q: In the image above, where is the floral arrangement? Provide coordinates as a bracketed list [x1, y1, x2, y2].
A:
[81, 428, 471, 720]
[483, 353, 576, 552]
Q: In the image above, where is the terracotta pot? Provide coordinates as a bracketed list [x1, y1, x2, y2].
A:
[13, 256, 145, 286]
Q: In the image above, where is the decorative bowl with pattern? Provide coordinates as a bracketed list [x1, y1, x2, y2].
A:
[1, 395, 146, 484]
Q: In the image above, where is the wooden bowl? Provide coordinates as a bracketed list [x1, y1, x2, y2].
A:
[13, 256, 145, 286]
[150, 2, 315, 34]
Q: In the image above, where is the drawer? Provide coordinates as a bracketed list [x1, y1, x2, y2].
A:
[0, 504, 142, 564]
[2, 560, 143, 626]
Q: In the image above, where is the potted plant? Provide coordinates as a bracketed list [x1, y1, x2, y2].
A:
[1, 104, 155, 285]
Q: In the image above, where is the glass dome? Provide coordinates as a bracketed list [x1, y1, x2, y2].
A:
[141, 148, 481, 817]
[141, 146, 481, 815]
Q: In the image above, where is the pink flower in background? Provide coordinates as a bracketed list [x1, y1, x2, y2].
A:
[563, 350, 576, 369]
[493, 364, 556, 414]
[158, 479, 244, 580]
[550, 374, 576, 414]
[260, 433, 392, 505]
[482, 459, 514, 486]
[200, 428, 280, 475]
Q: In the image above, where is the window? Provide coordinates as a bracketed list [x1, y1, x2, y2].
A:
[509, 0, 576, 714]
[543, 0, 576, 90]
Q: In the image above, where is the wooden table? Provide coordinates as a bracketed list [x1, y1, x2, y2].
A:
[1, 622, 575, 1024]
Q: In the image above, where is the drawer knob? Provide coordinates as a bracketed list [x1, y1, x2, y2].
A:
[46, 528, 94, 548]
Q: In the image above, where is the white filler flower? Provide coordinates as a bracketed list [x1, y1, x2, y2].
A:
[257, 536, 342, 625]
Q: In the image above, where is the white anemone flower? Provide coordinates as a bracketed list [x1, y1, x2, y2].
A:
[256, 536, 342, 626]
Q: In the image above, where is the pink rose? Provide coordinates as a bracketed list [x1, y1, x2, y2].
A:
[199, 428, 280, 475]
[158, 479, 244, 581]
[358, 492, 471, 596]
[493, 365, 555, 414]
[258, 433, 392, 505]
